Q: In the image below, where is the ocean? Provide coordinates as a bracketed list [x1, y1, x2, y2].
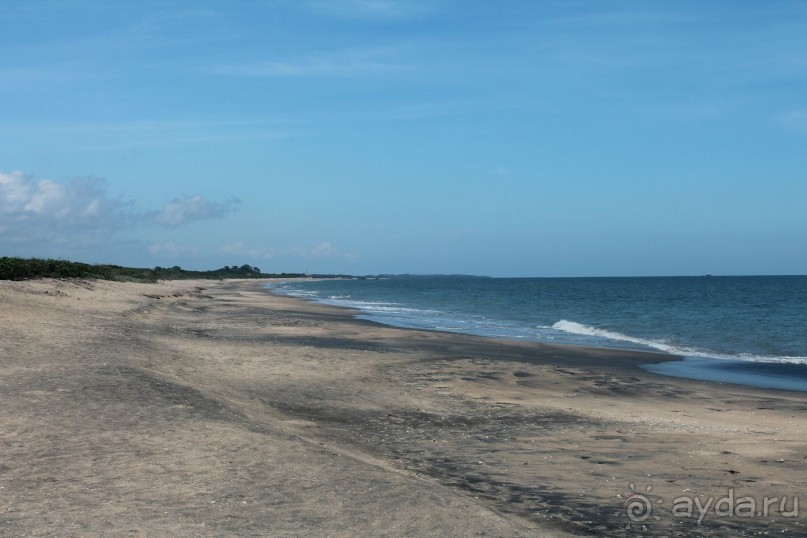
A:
[267, 276, 807, 392]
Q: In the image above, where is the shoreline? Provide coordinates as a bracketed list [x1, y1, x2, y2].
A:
[2, 278, 805, 536]
[267, 282, 807, 394]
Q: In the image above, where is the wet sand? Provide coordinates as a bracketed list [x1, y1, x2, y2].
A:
[1, 278, 804, 536]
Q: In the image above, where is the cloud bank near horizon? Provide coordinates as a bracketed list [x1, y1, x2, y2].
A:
[0, 170, 235, 247]
[1, 170, 350, 269]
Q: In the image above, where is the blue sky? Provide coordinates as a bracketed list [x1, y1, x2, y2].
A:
[1, 0, 806, 276]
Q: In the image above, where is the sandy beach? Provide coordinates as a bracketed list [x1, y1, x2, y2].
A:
[1, 278, 804, 537]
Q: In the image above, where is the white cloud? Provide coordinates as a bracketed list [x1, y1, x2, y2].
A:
[0, 170, 132, 244]
[0, 170, 240, 250]
[150, 194, 239, 228]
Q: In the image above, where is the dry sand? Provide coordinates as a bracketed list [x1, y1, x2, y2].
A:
[1, 278, 804, 537]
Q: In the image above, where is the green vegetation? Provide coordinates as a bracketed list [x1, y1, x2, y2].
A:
[0, 257, 304, 282]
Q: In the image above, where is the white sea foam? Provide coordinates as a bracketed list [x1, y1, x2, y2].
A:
[281, 289, 319, 298]
[549, 320, 807, 365]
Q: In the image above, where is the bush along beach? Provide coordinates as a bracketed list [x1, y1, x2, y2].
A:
[0, 257, 303, 282]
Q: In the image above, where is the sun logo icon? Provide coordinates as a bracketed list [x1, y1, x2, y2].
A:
[615, 483, 663, 525]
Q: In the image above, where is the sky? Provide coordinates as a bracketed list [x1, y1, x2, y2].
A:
[1, 0, 806, 277]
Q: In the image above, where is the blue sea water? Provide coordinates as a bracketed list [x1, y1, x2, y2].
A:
[267, 276, 807, 392]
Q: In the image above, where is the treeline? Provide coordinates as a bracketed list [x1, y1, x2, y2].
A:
[0, 257, 304, 282]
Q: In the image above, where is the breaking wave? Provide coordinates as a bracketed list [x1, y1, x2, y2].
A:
[549, 320, 807, 365]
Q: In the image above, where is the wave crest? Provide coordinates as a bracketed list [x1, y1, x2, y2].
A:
[550, 320, 807, 364]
